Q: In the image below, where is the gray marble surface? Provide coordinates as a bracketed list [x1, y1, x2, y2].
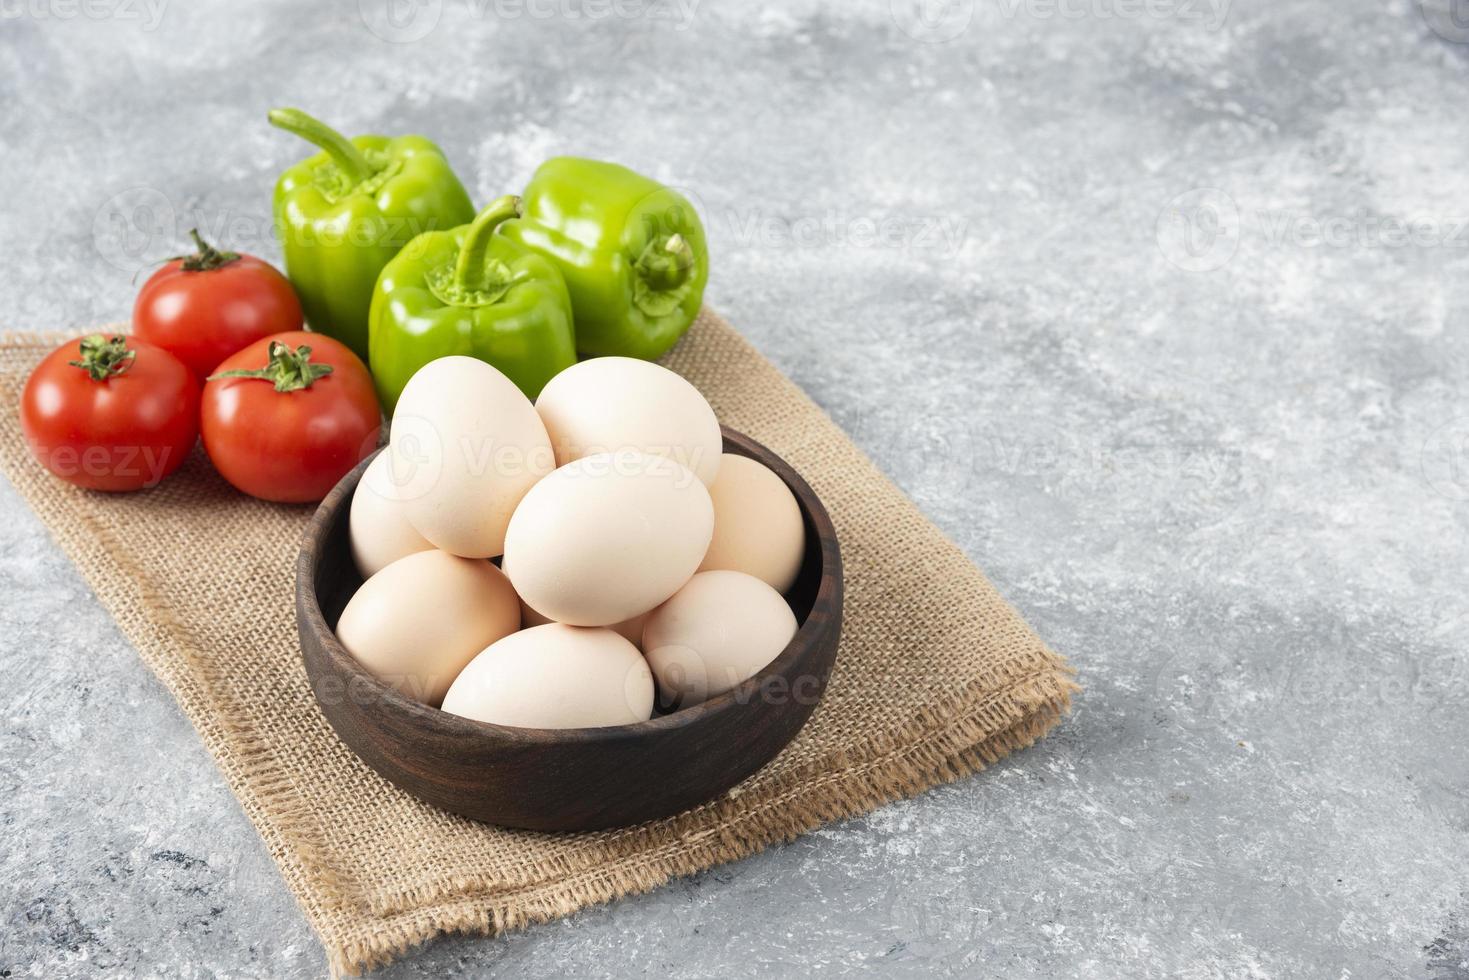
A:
[3, 0, 1468, 976]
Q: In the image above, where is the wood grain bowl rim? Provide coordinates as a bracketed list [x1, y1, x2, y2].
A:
[296, 426, 842, 748]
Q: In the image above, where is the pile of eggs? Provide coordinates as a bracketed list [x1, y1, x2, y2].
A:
[336, 355, 808, 729]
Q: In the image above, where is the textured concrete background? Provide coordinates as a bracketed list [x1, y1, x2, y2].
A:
[3, 0, 1468, 976]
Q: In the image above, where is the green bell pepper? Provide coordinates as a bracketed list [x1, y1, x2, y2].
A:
[499, 157, 709, 360]
[268, 107, 475, 362]
[368, 194, 576, 412]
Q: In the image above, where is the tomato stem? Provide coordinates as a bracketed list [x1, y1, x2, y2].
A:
[176, 228, 241, 272]
[208, 341, 334, 392]
[68, 334, 136, 381]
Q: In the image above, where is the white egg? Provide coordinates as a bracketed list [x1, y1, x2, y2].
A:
[519, 598, 649, 650]
[698, 453, 806, 594]
[535, 356, 722, 486]
[335, 549, 520, 706]
[388, 356, 554, 558]
[643, 570, 798, 707]
[441, 624, 654, 729]
[349, 452, 434, 578]
[503, 451, 713, 626]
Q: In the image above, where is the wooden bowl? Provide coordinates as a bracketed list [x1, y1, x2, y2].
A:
[296, 427, 843, 831]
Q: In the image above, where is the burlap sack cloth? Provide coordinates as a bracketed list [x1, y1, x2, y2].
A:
[0, 310, 1076, 975]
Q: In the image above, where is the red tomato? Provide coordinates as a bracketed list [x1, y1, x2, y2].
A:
[20, 334, 200, 492]
[133, 230, 302, 380]
[201, 331, 380, 503]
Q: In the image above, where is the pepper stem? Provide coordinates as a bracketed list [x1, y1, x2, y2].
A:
[207, 341, 334, 393]
[636, 233, 696, 291]
[268, 108, 375, 186]
[453, 195, 523, 294]
[176, 228, 240, 272]
[68, 334, 136, 381]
